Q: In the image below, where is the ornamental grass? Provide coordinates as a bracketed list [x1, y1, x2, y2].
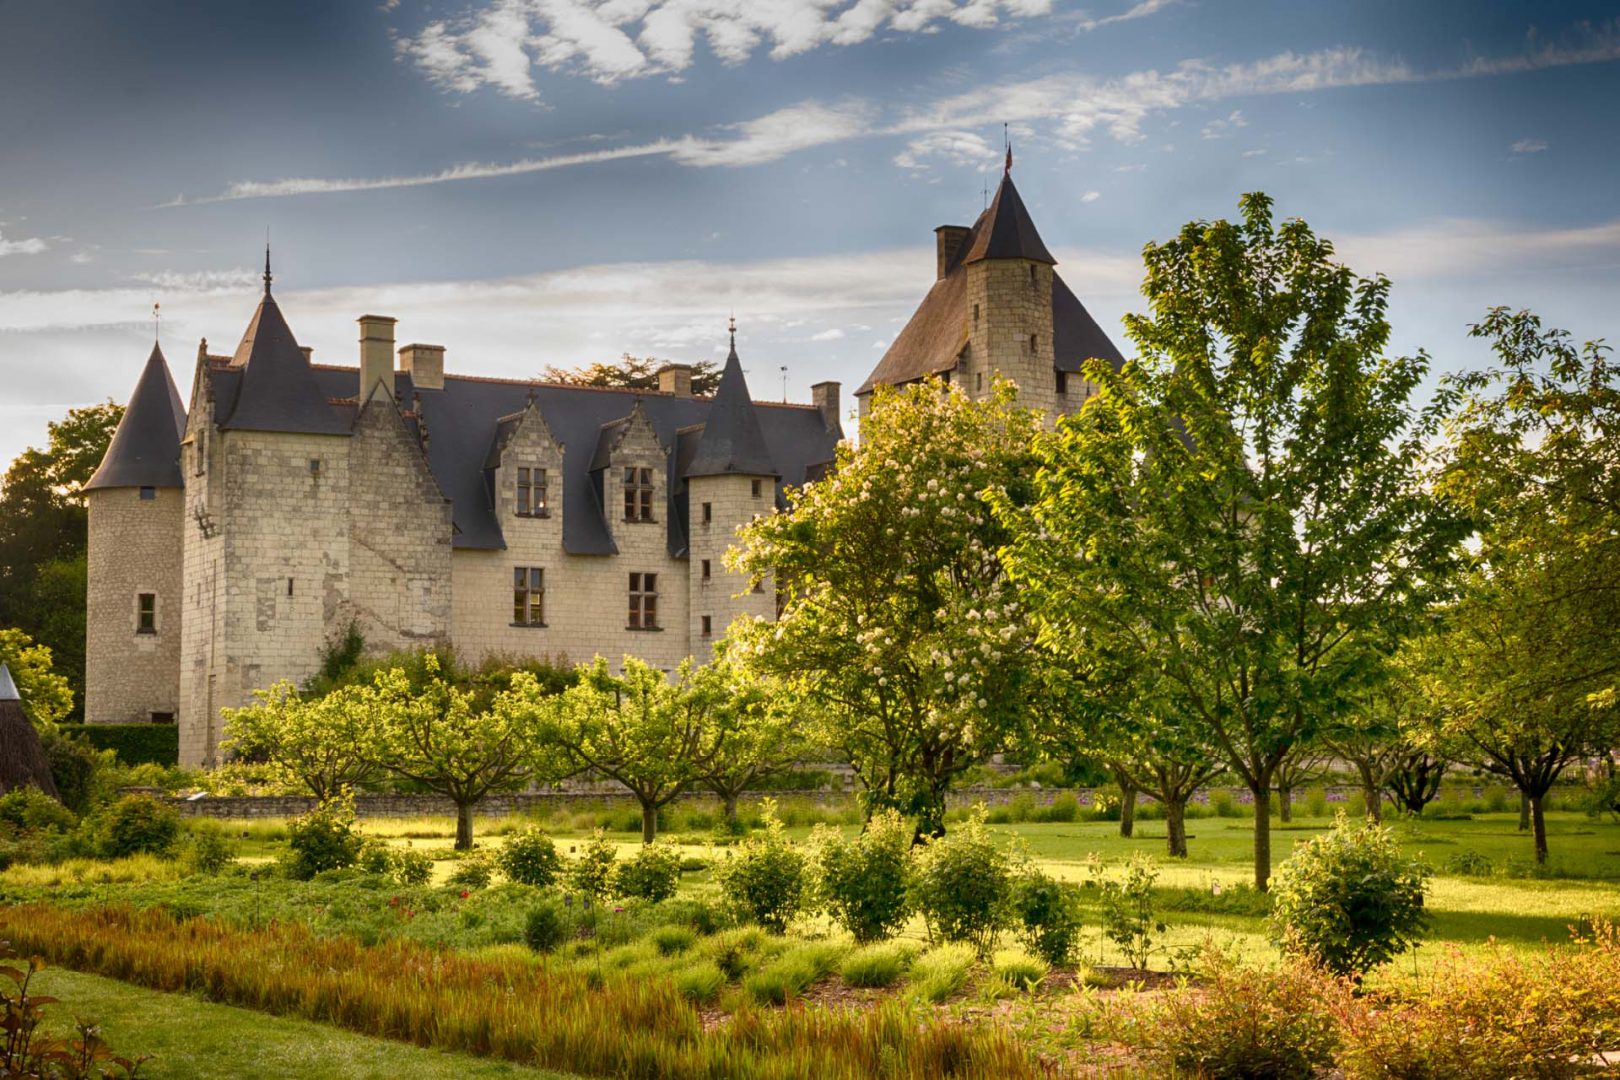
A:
[0, 904, 1040, 1080]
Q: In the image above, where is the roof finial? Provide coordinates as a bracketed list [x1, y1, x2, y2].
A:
[263, 239, 273, 294]
[728, 313, 737, 353]
[153, 302, 161, 344]
[1004, 122, 1012, 176]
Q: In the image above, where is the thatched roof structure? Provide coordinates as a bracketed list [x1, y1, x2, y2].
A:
[0, 663, 59, 800]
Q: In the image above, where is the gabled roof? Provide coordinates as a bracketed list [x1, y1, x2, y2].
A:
[962, 174, 1055, 265]
[86, 343, 187, 491]
[217, 285, 351, 435]
[685, 340, 779, 479]
[857, 175, 1125, 396]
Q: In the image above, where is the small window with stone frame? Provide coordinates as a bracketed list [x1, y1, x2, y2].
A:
[139, 486, 155, 501]
[751, 478, 764, 498]
[137, 592, 156, 634]
[701, 501, 712, 525]
[701, 614, 712, 638]
[628, 572, 658, 630]
[623, 467, 655, 522]
[513, 567, 545, 626]
[701, 559, 711, 582]
[516, 467, 549, 517]
[1056, 370, 1068, 396]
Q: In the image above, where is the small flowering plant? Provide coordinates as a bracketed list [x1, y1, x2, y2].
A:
[728, 380, 1041, 834]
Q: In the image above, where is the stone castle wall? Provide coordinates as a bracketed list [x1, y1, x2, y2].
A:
[686, 472, 776, 655]
[84, 486, 184, 724]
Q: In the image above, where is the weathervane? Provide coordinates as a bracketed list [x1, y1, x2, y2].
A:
[780, 365, 788, 403]
[728, 313, 737, 351]
[263, 240, 273, 293]
[152, 302, 161, 343]
[1004, 121, 1012, 175]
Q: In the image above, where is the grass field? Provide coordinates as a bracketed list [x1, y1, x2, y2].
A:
[30, 967, 578, 1080]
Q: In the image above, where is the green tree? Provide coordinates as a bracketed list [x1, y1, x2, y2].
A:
[370, 655, 561, 849]
[697, 657, 813, 823]
[0, 627, 73, 729]
[1419, 311, 1620, 863]
[998, 194, 1463, 889]
[542, 353, 721, 395]
[730, 381, 1041, 837]
[538, 656, 715, 842]
[221, 681, 383, 800]
[0, 402, 122, 713]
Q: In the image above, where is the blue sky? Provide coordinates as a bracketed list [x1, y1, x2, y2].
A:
[1, 0, 1617, 465]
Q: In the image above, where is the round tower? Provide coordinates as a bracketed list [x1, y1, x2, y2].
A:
[83, 342, 187, 725]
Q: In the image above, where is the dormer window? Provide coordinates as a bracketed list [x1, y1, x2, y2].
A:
[516, 467, 549, 517]
[623, 467, 655, 522]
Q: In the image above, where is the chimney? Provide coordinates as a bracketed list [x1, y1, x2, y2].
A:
[810, 381, 841, 431]
[299, 346, 314, 363]
[358, 315, 397, 399]
[398, 343, 445, 391]
[657, 363, 693, 397]
[934, 225, 971, 280]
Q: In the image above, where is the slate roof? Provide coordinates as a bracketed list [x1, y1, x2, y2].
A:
[86, 343, 187, 491]
[206, 363, 840, 556]
[0, 663, 17, 702]
[685, 340, 779, 479]
[856, 173, 1125, 396]
[216, 287, 352, 435]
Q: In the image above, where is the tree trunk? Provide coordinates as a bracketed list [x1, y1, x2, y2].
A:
[1530, 793, 1548, 863]
[1357, 763, 1383, 824]
[722, 791, 738, 823]
[1165, 796, 1188, 858]
[1278, 783, 1293, 824]
[1519, 792, 1531, 832]
[1252, 781, 1273, 892]
[1119, 784, 1138, 839]
[454, 801, 475, 851]
[641, 802, 658, 844]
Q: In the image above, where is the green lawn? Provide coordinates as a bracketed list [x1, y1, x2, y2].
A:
[31, 967, 578, 1080]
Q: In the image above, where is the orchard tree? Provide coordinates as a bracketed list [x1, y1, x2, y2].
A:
[730, 381, 1042, 837]
[539, 656, 716, 842]
[370, 655, 562, 849]
[997, 194, 1463, 889]
[695, 657, 813, 823]
[222, 681, 382, 800]
[0, 627, 73, 729]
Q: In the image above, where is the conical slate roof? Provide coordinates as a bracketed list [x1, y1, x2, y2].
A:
[684, 337, 779, 478]
[0, 662, 59, 800]
[0, 663, 17, 701]
[219, 277, 350, 435]
[961, 174, 1055, 265]
[86, 343, 187, 491]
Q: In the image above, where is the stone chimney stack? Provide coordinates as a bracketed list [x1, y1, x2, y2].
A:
[398, 343, 445, 391]
[358, 315, 397, 399]
[657, 363, 693, 397]
[934, 225, 971, 280]
[299, 346, 314, 363]
[810, 381, 841, 431]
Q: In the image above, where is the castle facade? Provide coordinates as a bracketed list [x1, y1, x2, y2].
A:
[84, 170, 1122, 767]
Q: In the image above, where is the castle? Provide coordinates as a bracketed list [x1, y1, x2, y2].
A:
[84, 170, 1123, 767]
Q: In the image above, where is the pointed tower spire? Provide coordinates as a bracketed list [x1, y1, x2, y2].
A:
[85, 341, 188, 491]
[263, 243, 273, 294]
[961, 172, 1054, 265]
[685, 323, 779, 478]
[220, 253, 351, 434]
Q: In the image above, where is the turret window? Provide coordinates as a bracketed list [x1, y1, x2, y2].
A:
[516, 467, 549, 517]
[623, 467, 655, 522]
[136, 593, 156, 634]
[1056, 371, 1068, 396]
[628, 572, 659, 630]
[513, 567, 545, 626]
[1028, 334, 1038, 355]
[751, 479, 763, 498]
[139, 486, 155, 500]
[702, 502, 712, 524]
[701, 559, 712, 582]
[701, 615, 712, 638]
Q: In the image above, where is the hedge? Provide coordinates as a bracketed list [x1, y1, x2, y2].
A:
[58, 723, 179, 766]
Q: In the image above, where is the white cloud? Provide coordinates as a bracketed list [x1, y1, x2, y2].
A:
[132, 268, 263, 291]
[809, 327, 845, 341]
[1333, 217, 1620, 281]
[178, 21, 1620, 203]
[1079, 190, 1100, 202]
[1200, 108, 1248, 139]
[402, 0, 1055, 99]
[1511, 137, 1548, 154]
[0, 231, 47, 258]
[1072, 0, 1179, 32]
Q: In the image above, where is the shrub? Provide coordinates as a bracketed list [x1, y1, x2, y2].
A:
[498, 827, 562, 887]
[1041, 792, 1080, 823]
[672, 960, 727, 1003]
[56, 721, 178, 766]
[567, 829, 617, 900]
[990, 948, 1047, 992]
[614, 842, 681, 902]
[1099, 948, 1345, 1080]
[447, 853, 494, 889]
[357, 839, 394, 875]
[185, 820, 236, 874]
[814, 808, 911, 943]
[94, 793, 181, 859]
[1445, 850, 1493, 877]
[909, 943, 977, 1003]
[714, 803, 810, 933]
[1270, 812, 1430, 977]
[0, 941, 147, 1078]
[524, 898, 570, 953]
[39, 731, 103, 814]
[1013, 871, 1081, 967]
[282, 799, 363, 881]
[840, 941, 918, 988]
[0, 785, 77, 835]
[393, 848, 433, 886]
[1089, 853, 1165, 970]
[910, 811, 1018, 955]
